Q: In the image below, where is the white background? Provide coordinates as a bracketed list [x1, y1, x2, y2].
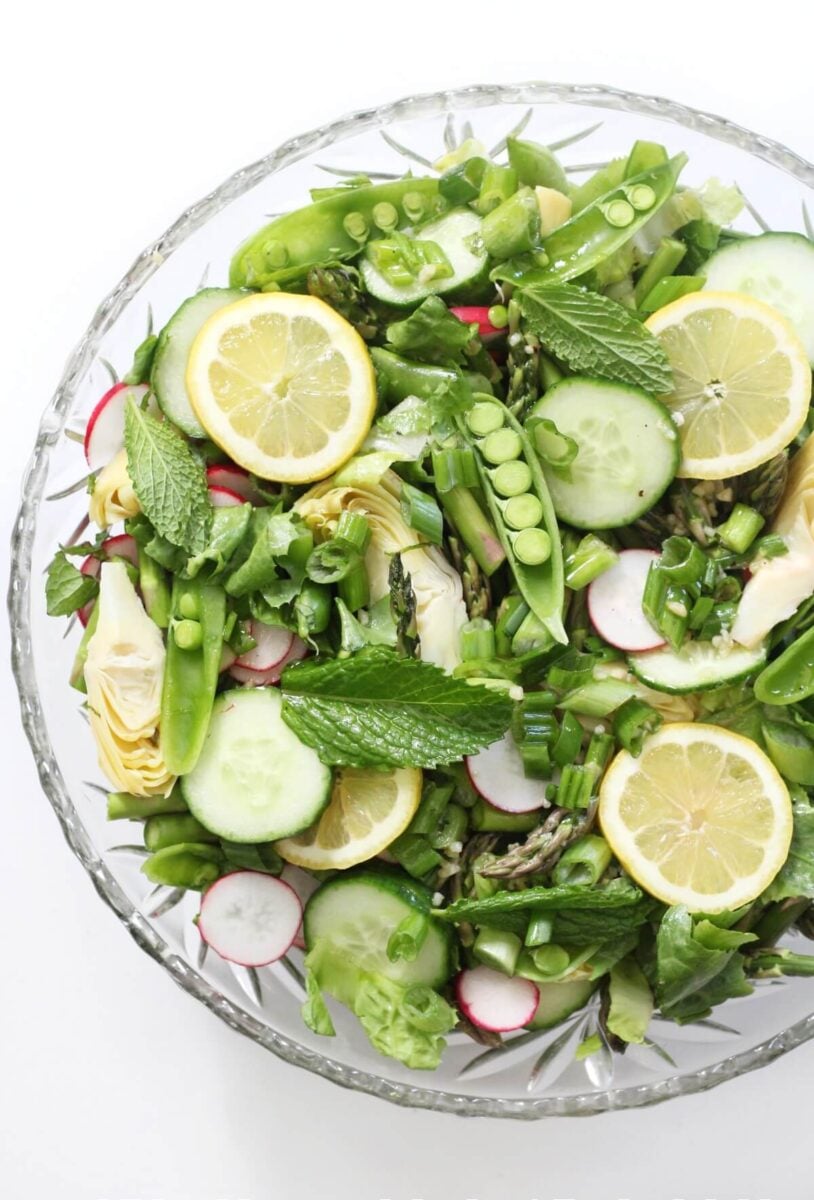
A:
[3, 2, 814, 1197]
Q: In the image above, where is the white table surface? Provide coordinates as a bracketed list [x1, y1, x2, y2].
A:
[3, 3, 813, 1196]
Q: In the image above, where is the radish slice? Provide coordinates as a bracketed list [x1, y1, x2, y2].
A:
[449, 305, 502, 338]
[466, 732, 550, 813]
[84, 382, 150, 472]
[206, 464, 264, 503]
[280, 864, 319, 950]
[456, 966, 539, 1032]
[230, 633, 309, 686]
[235, 621, 294, 672]
[209, 484, 245, 508]
[78, 533, 139, 626]
[587, 549, 666, 652]
[198, 871, 302, 967]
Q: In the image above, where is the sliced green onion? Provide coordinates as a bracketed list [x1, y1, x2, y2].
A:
[552, 835, 612, 886]
[612, 696, 662, 756]
[495, 593, 530, 657]
[717, 503, 766, 554]
[477, 163, 518, 214]
[633, 236, 686, 307]
[461, 617, 496, 662]
[558, 677, 636, 718]
[511, 693, 558, 778]
[688, 594, 714, 632]
[335, 511, 371, 554]
[527, 416, 578, 469]
[387, 912, 430, 963]
[337, 559, 370, 612]
[431, 447, 479, 493]
[409, 782, 454, 837]
[524, 911, 554, 948]
[389, 831, 442, 879]
[697, 601, 737, 641]
[430, 802, 468, 850]
[642, 562, 690, 650]
[547, 650, 597, 693]
[551, 710, 584, 767]
[638, 274, 704, 315]
[659, 536, 707, 586]
[473, 927, 523, 975]
[564, 533, 619, 590]
[753, 533, 789, 560]
[307, 539, 359, 584]
[400, 482, 443, 544]
[470, 799, 539, 833]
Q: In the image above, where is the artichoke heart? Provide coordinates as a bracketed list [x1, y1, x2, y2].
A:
[84, 561, 174, 796]
[296, 470, 467, 672]
[89, 448, 140, 527]
[733, 434, 814, 648]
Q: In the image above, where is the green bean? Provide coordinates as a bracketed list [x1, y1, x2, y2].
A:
[755, 627, 814, 705]
[144, 812, 217, 852]
[461, 400, 566, 644]
[141, 842, 223, 890]
[107, 788, 188, 821]
[229, 178, 443, 289]
[370, 347, 494, 405]
[160, 578, 226, 776]
[507, 136, 568, 193]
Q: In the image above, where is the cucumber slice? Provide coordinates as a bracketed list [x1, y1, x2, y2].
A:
[152, 287, 246, 437]
[181, 689, 330, 841]
[702, 232, 814, 364]
[360, 208, 488, 307]
[628, 639, 767, 694]
[526, 978, 597, 1030]
[304, 872, 454, 989]
[528, 377, 680, 529]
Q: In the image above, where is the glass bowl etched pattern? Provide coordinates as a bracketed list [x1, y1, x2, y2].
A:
[9, 82, 814, 1118]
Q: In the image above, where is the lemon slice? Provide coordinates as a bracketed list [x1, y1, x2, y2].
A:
[276, 766, 422, 871]
[186, 292, 376, 483]
[598, 723, 792, 913]
[645, 291, 811, 480]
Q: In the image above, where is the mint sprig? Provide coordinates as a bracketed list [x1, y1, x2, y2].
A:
[45, 549, 99, 616]
[517, 283, 673, 394]
[280, 647, 513, 768]
[124, 398, 212, 554]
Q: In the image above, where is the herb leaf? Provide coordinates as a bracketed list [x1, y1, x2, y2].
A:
[386, 296, 475, 367]
[517, 283, 673, 393]
[763, 797, 814, 902]
[45, 549, 98, 616]
[655, 906, 756, 1020]
[124, 398, 212, 554]
[434, 878, 644, 935]
[280, 646, 512, 768]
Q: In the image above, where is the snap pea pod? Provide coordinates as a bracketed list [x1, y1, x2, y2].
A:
[755, 627, 814, 705]
[160, 577, 227, 776]
[501, 155, 687, 286]
[107, 789, 188, 820]
[762, 720, 814, 786]
[144, 812, 217, 852]
[230, 178, 443, 290]
[460, 397, 566, 644]
[141, 842, 224, 890]
[370, 347, 494, 404]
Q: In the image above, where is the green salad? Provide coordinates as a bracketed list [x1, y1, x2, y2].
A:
[46, 124, 814, 1071]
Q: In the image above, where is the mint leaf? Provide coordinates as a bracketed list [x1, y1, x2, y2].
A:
[763, 797, 814, 901]
[517, 284, 673, 393]
[45, 549, 98, 616]
[434, 878, 644, 934]
[124, 398, 212, 554]
[280, 646, 512, 768]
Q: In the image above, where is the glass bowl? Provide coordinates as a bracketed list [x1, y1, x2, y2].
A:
[10, 82, 814, 1119]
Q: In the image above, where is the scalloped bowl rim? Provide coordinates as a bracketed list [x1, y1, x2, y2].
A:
[9, 80, 814, 1119]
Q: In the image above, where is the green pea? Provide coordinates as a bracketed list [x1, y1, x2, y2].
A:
[402, 191, 427, 223]
[372, 201, 399, 232]
[492, 460, 532, 497]
[603, 198, 635, 228]
[487, 304, 509, 329]
[466, 401, 505, 437]
[178, 592, 201, 620]
[174, 618, 203, 651]
[513, 527, 551, 565]
[627, 183, 657, 211]
[343, 211, 369, 242]
[504, 493, 544, 530]
[262, 239, 288, 268]
[482, 428, 522, 464]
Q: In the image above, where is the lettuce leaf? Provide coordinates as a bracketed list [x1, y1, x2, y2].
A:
[655, 906, 756, 1021]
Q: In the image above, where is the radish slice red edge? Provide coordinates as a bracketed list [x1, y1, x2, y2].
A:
[280, 864, 320, 950]
[84, 382, 150, 472]
[208, 484, 246, 508]
[587, 548, 666, 652]
[449, 305, 501, 338]
[206, 464, 266, 503]
[465, 732, 550, 814]
[229, 634, 309, 686]
[456, 966, 539, 1032]
[78, 533, 139, 626]
[198, 871, 302, 967]
[234, 621, 294, 672]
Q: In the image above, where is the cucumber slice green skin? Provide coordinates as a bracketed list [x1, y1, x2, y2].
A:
[528, 377, 680, 530]
[360, 209, 489, 308]
[525, 978, 597, 1030]
[304, 871, 455, 989]
[627, 640, 767, 694]
[181, 689, 331, 841]
[702, 232, 814, 365]
[152, 288, 247, 437]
